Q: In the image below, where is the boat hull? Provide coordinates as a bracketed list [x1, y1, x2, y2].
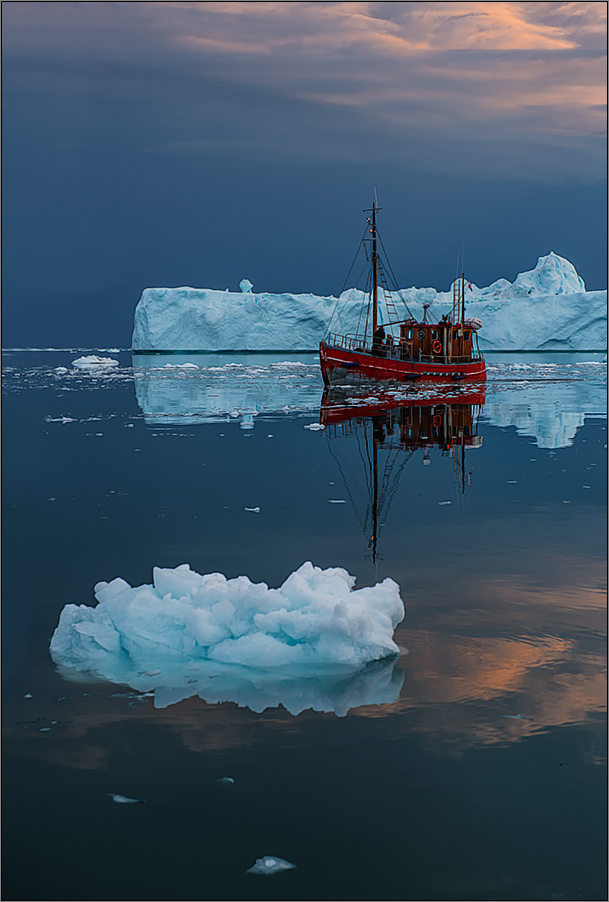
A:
[320, 341, 486, 386]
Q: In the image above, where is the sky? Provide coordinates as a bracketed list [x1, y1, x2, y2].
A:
[2, 0, 607, 347]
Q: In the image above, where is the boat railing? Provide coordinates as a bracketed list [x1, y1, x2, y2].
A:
[324, 333, 483, 363]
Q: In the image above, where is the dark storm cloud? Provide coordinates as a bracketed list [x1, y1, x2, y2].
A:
[3, 1, 606, 180]
[1, 2, 606, 346]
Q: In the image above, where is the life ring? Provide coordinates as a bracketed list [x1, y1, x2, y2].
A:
[432, 414, 442, 427]
[432, 340, 442, 354]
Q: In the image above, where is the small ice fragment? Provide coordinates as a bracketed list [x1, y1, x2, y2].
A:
[246, 856, 296, 875]
[125, 423, 134, 428]
[39, 727, 51, 732]
[562, 500, 570, 503]
[146, 670, 162, 676]
[51, 721, 58, 724]
[328, 500, 346, 504]
[72, 356, 119, 369]
[108, 793, 144, 804]
[267, 434, 273, 438]
[217, 777, 235, 785]
[304, 423, 324, 431]
[329, 481, 335, 485]
[55, 366, 68, 374]
[438, 501, 452, 505]
[244, 507, 261, 513]
[397, 646, 409, 656]
[507, 480, 517, 484]
[583, 486, 591, 489]
[503, 714, 524, 720]
[24, 693, 33, 698]
[240, 279, 254, 293]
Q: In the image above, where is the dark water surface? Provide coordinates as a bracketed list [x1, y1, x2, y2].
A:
[2, 350, 607, 901]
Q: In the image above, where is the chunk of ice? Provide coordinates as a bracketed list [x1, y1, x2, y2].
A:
[50, 563, 404, 715]
[108, 793, 144, 804]
[72, 356, 119, 369]
[246, 856, 296, 875]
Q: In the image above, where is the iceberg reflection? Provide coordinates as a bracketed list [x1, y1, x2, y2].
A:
[132, 352, 606, 449]
[52, 655, 404, 716]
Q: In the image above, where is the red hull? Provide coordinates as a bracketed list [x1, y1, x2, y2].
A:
[320, 341, 486, 386]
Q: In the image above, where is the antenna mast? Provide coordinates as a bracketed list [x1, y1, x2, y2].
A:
[365, 195, 381, 337]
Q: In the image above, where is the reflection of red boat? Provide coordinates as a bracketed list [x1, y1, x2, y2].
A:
[320, 386, 486, 428]
[320, 391, 484, 562]
[320, 201, 486, 387]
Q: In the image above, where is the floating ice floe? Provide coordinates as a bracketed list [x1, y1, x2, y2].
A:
[108, 793, 145, 804]
[72, 356, 119, 369]
[304, 423, 324, 431]
[244, 507, 261, 513]
[246, 856, 296, 875]
[49, 562, 405, 715]
[217, 777, 235, 785]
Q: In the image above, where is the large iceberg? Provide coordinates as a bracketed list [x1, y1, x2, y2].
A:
[50, 562, 405, 715]
[132, 253, 607, 352]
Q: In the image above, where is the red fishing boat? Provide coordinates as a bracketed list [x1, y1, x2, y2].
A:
[320, 201, 486, 387]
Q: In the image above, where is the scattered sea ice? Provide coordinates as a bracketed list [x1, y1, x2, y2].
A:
[246, 856, 296, 875]
[328, 499, 346, 504]
[244, 506, 261, 513]
[72, 356, 119, 369]
[108, 793, 144, 804]
[217, 777, 235, 785]
[304, 423, 324, 431]
[438, 501, 452, 505]
[24, 693, 33, 699]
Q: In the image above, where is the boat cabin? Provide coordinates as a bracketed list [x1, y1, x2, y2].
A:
[395, 316, 475, 363]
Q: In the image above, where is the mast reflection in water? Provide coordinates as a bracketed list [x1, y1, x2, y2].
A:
[320, 387, 485, 562]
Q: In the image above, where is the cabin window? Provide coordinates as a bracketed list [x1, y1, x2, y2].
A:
[431, 330, 438, 339]
[464, 425, 470, 435]
[406, 329, 413, 340]
[453, 330, 458, 340]
[464, 331, 470, 340]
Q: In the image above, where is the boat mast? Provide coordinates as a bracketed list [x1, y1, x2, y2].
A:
[372, 203, 378, 335]
[365, 200, 380, 336]
[461, 272, 465, 326]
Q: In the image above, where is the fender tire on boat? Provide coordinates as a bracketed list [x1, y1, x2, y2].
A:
[432, 340, 442, 354]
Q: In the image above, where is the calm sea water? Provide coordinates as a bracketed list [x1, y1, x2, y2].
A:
[2, 350, 607, 902]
